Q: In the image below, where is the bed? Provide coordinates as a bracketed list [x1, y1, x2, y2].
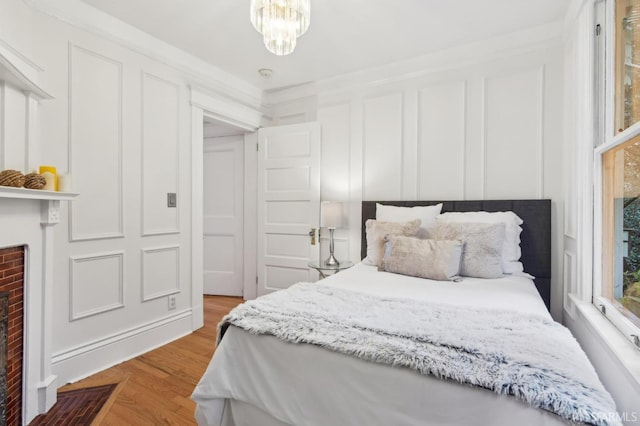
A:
[192, 200, 620, 426]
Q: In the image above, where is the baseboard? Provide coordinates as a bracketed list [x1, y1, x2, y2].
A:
[52, 309, 193, 386]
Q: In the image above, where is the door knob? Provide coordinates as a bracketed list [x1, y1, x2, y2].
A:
[309, 228, 316, 245]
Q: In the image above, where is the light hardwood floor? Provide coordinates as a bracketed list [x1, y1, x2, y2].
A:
[58, 295, 243, 425]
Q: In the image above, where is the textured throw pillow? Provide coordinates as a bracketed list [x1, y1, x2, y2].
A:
[434, 222, 505, 279]
[376, 203, 442, 238]
[435, 211, 524, 274]
[364, 219, 421, 266]
[380, 235, 463, 281]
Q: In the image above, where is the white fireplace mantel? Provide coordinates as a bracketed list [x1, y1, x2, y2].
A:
[0, 39, 75, 424]
[0, 186, 78, 201]
[0, 193, 78, 424]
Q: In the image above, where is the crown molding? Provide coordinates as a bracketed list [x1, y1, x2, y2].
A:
[265, 21, 565, 105]
[190, 85, 264, 131]
[24, 0, 265, 110]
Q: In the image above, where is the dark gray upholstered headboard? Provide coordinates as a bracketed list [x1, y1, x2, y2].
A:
[361, 200, 552, 311]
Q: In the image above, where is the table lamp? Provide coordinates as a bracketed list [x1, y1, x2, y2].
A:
[321, 201, 343, 266]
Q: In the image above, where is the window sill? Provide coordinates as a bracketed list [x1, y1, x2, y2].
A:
[569, 294, 640, 389]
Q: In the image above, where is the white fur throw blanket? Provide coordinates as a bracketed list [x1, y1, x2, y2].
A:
[218, 283, 620, 426]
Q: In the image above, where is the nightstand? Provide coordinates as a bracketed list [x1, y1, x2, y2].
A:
[308, 261, 354, 279]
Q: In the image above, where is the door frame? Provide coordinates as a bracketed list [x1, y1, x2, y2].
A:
[203, 136, 245, 296]
[190, 87, 262, 329]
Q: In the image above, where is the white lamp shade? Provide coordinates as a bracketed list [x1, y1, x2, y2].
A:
[321, 201, 343, 228]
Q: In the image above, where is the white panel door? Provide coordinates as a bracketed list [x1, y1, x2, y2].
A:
[203, 138, 244, 296]
[257, 122, 321, 296]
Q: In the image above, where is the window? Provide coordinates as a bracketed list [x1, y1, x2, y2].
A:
[601, 136, 640, 328]
[615, 0, 640, 133]
[596, 0, 640, 346]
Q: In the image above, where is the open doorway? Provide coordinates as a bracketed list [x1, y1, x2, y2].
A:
[203, 117, 247, 296]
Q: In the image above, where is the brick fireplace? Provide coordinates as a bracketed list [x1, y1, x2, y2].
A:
[0, 34, 79, 424]
[0, 195, 75, 424]
[0, 246, 24, 426]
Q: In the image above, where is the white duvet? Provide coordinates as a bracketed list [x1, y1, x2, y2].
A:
[323, 263, 549, 316]
[192, 264, 578, 426]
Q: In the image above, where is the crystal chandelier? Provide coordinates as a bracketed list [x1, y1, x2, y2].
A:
[250, 0, 310, 56]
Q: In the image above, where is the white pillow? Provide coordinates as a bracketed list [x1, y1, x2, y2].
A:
[435, 211, 524, 274]
[376, 203, 442, 238]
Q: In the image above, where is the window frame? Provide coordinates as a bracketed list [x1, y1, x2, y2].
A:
[594, 122, 640, 345]
[594, 0, 640, 347]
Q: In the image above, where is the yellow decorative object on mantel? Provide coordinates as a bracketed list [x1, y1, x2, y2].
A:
[39, 165, 57, 191]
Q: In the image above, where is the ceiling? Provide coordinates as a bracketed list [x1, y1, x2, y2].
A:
[79, 0, 570, 91]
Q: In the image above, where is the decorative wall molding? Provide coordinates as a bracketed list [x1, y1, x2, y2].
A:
[141, 71, 181, 236]
[24, 0, 263, 110]
[267, 22, 564, 105]
[278, 112, 307, 125]
[481, 65, 546, 199]
[191, 86, 263, 131]
[141, 245, 180, 302]
[52, 308, 192, 384]
[68, 43, 124, 241]
[536, 65, 546, 199]
[563, 251, 577, 319]
[416, 80, 467, 200]
[69, 251, 125, 321]
[191, 106, 205, 327]
[0, 82, 5, 171]
[362, 91, 404, 200]
[480, 77, 487, 199]
[25, 93, 37, 171]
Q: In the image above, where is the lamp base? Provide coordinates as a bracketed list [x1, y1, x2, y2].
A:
[324, 228, 339, 267]
[324, 254, 340, 267]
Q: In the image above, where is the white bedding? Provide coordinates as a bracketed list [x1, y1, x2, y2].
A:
[192, 264, 574, 426]
[324, 263, 549, 316]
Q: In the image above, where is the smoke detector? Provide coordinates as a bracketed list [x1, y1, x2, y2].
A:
[258, 68, 273, 78]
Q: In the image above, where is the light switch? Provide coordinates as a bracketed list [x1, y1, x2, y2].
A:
[167, 193, 177, 208]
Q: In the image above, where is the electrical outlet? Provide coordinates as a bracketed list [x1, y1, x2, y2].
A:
[168, 295, 177, 310]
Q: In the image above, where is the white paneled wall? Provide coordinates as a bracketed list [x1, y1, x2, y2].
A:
[484, 68, 544, 199]
[70, 251, 124, 320]
[141, 246, 180, 301]
[141, 72, 180, 236]
[363, 93, 404, 200]
[69, 44, 123, 240]
[272, 39, 565, 320]
[27, 9, 194, 384]
[417, 81, 467, 200]
[0, 84, 28, 170]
